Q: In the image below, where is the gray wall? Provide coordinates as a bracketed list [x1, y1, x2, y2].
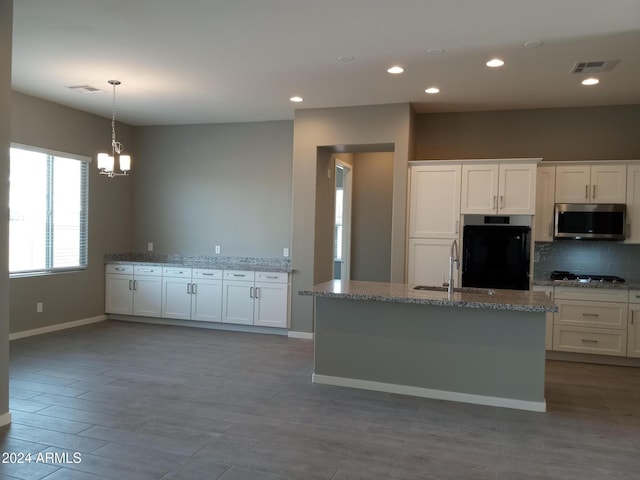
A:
[9, 93, 135, 334]
[415, 105, 640, 161]
[292, 104, 413, 333]
[132, 121, 293, 257]
[351, 152, 394, 282]
[0, 0, 12, 423]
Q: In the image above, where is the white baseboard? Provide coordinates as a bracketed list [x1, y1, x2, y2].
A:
[9, 315, 107, 341]
[312, 374, 546, 413]
[0, 411, 11, 427]
[288, 331, 314, 340]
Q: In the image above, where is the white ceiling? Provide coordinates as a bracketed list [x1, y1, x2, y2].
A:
[11, 0, 640, 126]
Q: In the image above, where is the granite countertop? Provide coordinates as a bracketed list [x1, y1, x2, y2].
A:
[533, 279, 640, 290]
[300, 280, 558, 313]
[104, 253, 292, 273]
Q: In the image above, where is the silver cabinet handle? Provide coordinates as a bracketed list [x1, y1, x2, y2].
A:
[115, 267, 126, 271]
[493, 195, 497, 209]
[192, 283, 197, 295]
[582, 313, 599, 317]
[255, 287, 260, 298]
[500, 195, 504, 209]
[264, 275, 279, 279]
[592, 184, 596, 199]
[233, 274, 246, 277]
[581, 339, 598, 344]
[201, 273, 214, 276]
[631, 311, 634, 325]
[133, 280, 138, 290]
[455, 220, 459, 234]
[129, 279, 133, 290]
[250, 286, 254, 298]
[585, 185, 589, 199]
[187, 283, 191, 294]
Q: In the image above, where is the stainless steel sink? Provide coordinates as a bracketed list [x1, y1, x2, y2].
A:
[413, 285, 495, 295]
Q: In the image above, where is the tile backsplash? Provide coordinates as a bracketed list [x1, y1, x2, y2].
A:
[534, 241, 640, 282]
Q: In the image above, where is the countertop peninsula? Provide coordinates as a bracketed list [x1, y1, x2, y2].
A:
[301, 280, 558, 313]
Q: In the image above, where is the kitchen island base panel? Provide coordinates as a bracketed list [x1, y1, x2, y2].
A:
[314, 297, 546, 411]
[312, 374, 546, 412]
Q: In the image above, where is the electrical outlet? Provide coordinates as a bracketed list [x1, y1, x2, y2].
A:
[215, 245, 221, 254]
[283, 247, 289, 257]
[36, 302, 43, 313]
[147, 242, 154, 252]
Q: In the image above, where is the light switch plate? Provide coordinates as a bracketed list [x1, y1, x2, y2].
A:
[283, 247, 289, 257]
[147, 242, 154, 252]
[215, 245, 221, 254]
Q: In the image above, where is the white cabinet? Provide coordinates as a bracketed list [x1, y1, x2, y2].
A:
[628, 290, 640, 358]
[162, 267, 223, 322]
[105, 264, 162, 317]
[461, 162, 537, 215]
[553, 287, 628, 357]
[555, 164, 626, 204]
[407, 238, 456, 287]
[409, 164, 461, 238]
[222, 270, 289, 328]
[533, 285, 554, 350]
[534, 166, 556, 242]
[626, 164, 640, 243]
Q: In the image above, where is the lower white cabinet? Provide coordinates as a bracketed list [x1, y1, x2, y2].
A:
[628, 290, 640, 358]
[221, 270, 289, 327]
[533, 285, 554, 350]
[408, 238, 458, 287]
[553, 287, 628, 357]
[105, 264, 162, 317]
[162, 267, 223, 322]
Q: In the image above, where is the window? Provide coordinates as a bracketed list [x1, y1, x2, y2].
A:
[9, 145, 89, 275]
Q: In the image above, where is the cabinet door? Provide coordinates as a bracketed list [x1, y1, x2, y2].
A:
[407, 238, 456, 287]
[222, 280, 254, 325]
[628, 305, 640, 358]
[555, 165, 591, 203]
[191, 279, 223, 322]
[590, 164, 626, 204]
[554, 299, 627, 329]
[105, 274, 133, 314]
[461, 164, 499, 214]
[254, 282, 289, 328]
[498, 163, 536, 214]
[162, 277, 192, 320]
[409, 165, 461, 238]
[626, 165, 640, 243]
[133, 276, 162, 317]
[534, 166, 556, 241]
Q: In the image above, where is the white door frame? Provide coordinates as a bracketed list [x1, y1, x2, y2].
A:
[335, 159, 353, 281]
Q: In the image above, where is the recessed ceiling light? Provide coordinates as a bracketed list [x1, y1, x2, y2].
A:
[486, 58, 505, 68]
[289, 96, 303, 102]
[581, 78, 600, 86]
[387, 66, 404, 74]
[424, 87, 440, 94]
[426, 48, 446, 55]
[337, 55, 355, 62]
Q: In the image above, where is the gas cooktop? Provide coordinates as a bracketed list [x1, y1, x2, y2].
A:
[550, 270, 626, 284]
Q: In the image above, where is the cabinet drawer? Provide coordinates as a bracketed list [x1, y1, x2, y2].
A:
[553, 325, 627, 356]
[554, 286, 628, 303]
[162, 266, 191, 278]
[224, 270, 255, 281]
[629, 290, 640, 305]
[106, 264, 133, 275]
[255, 271, 288, 283]
[193, 268, 223, 280]
[133, 265, 163, 276]
[554, 300, 627, 329]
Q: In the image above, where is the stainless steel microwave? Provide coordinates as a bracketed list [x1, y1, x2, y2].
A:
[554, 203, 626, 240]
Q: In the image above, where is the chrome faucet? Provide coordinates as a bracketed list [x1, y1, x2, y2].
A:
[448, 239, 460, 296]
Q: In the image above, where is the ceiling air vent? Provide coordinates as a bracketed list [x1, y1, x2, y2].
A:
[571, 60, 619, 74]
[66, 85, 105, 94]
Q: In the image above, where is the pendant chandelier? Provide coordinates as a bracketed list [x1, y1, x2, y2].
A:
[97, 80, 131, 177]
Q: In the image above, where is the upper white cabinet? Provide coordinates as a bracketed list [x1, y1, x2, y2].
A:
[461, 162, 537, 215]
[534, 166, 556, 242]
[626, 164, 640, 243]
[555, 164, 626, 204]
[409, 164, 461, 238]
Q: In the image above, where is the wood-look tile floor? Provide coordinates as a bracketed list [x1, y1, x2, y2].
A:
[1, 320, 639, 480]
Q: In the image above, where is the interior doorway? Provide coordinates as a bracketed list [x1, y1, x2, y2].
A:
[333, 161, 352, 280]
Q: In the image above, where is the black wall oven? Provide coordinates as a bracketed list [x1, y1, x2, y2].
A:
[462, 225, 531, 290]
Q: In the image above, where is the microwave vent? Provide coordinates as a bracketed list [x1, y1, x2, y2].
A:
[571, 60, 619, 74]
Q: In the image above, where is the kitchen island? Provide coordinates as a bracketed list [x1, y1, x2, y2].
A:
[300, 280, 558, 412]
